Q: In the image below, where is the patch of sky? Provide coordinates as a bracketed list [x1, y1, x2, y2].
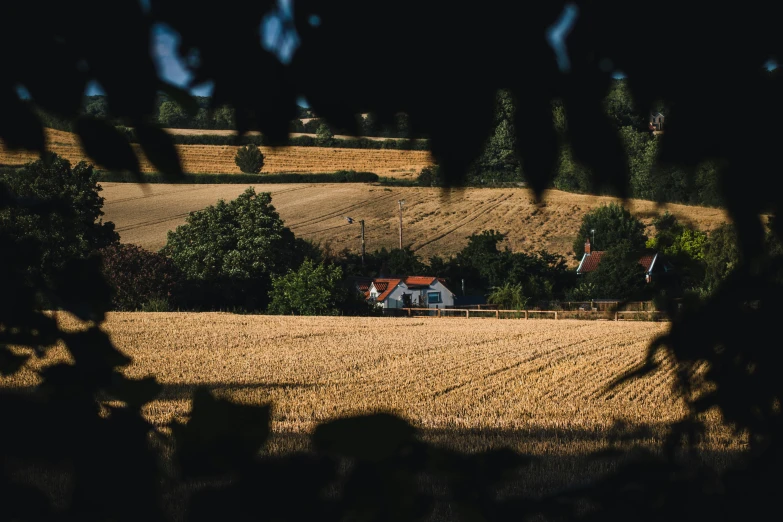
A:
[546, 3, 578, 73]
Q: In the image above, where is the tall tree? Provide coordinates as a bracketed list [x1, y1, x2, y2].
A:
[573, 203, 647, 259]
[0, 153, 118, 287]
[161, 188, 302, 310]
[158, 100, 187, 127]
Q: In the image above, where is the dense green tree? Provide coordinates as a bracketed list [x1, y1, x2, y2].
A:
[100, 244, 182, 311]
[158, 100, 187, 127]
[573, 203, 647, 259]
[234, 144, 265, 174]
[0, 153, 118, 288]
[553, 144, 592, 193]
[604, 79, 646, 130]
[645, 212, 708, 293]
[470, 90, 522, 183]
[84, 97, 109, 120]
[316, 122, 334, 145]
[702, 224, 740, 293]
[212, 106, 235, 129]
[269, 259, 345, 316]
[378, 247, 428, 276]
[584, 240, 648, 300]
[161, 188, 301, 310]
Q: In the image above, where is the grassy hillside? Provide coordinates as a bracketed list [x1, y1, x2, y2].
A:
[100, 183, 730, 261]
[0, 128, 432, 178]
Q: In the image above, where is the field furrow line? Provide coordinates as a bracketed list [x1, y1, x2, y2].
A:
[105, 185, 218, 205]
[115, 212, 193, 233]
[411, 326, 603, 402]
[411, 194, 512, 252]
[341, 335, 514, 399]
[288, 192, 400, 230]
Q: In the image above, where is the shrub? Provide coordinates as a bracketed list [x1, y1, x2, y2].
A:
[487, 282, 529, 310]
[316, 123, 334, 146]
[417, 165, 443, 187]
[269, 259, 345, 316]
[234, 145, 265, 174]
[140, 297, 171, 312]
[99, 244, 182, 311]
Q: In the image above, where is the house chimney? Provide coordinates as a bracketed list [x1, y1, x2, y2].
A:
[585, 238, 591, 255]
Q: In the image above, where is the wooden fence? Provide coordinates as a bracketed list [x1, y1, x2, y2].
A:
[389, 308, 668, 322]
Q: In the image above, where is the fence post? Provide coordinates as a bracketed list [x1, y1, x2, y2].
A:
[554, 311, 558, 320]
[524, 310, 528, 320]
[466, 310, 470, 319]
[407, 308, 411, 317]
[496, 310, 499, 319]
[614, 311, 618, 321]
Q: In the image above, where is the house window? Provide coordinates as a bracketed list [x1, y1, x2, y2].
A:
[427, 291, 442, 304]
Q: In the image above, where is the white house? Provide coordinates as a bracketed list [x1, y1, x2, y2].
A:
[365, 276, 455, 309]
[649, 112, 664, 133]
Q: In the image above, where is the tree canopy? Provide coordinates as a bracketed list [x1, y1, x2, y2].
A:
[0, 153, 118, 288]
[161, 187, 301, 309]
[268, 259, 345, 316]
[572, 203, 647, 258]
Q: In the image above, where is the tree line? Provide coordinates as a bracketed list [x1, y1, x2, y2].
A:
[1, 155, 744, 317]
[32, 84, 724, 207]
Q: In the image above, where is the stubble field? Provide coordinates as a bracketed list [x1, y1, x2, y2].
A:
[100, 183, 731, 261]
[0, 128, 432, 177]
[3, 314, 736, 458]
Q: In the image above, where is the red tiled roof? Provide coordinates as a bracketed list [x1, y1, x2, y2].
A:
[356, 282, 370, 292]
[371, 278, 402, 302]
[577, 252, 657, 274]
[404, 276, 436, 286]
[577, 251, 605, 274]
[639, 254, 655, 272]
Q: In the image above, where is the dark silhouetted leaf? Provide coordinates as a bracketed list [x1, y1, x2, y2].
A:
[0, 95, 45, 153]
[134, 123, 183, 179]
[173, 387, 270, 477]
[313, 412, 416, 462]
[75, 117, 140, 173]
[109, 375, 162, 408]
[0, 345, 30, 376]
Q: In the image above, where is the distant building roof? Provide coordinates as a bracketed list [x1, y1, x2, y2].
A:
[576, 251, 658, 275]
[371, 278, 402, 302]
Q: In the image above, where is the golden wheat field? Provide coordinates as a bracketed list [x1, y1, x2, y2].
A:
[2, 314, 739, 460]
[2, 314, 742, 501]
[100, 183, 731, 261]
[0, 128, 432, 177]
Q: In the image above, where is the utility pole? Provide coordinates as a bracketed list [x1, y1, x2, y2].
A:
[345, 216, 366, 266]
[398, 199, 405, 249]
[360, 219, 365, 266]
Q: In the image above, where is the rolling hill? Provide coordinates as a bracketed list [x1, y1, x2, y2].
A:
[100, 183, 730, 262]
